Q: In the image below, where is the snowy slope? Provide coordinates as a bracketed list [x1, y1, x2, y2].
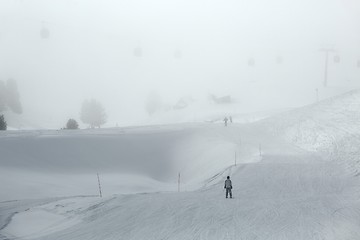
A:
[262, 89, 360, 174]
[2, 126, 360, 240]
[144, 98, 291, 126]
[263, 89, 360, 151]
[3, 91, 360, 239]
[0, 123, 260, 201]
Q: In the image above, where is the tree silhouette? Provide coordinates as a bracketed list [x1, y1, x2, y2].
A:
[80, 99, 107, 128]
[66, 119, 79, 129]
[0, 115, 7, 130]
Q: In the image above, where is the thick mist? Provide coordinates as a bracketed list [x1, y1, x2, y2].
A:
[1, 0, 360, 128]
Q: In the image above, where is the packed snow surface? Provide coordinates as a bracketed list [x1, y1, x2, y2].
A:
[263, 89, 360, 175]
[0, 123, 259, 201]
[2, 91, 360, 239]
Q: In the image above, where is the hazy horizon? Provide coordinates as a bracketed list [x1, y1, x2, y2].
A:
[1, 0, 360, 128]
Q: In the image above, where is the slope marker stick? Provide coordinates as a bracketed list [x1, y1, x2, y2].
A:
[235, 151, 237, 166]
[259, 144, 262, 157]
[97, 172, 102, 198]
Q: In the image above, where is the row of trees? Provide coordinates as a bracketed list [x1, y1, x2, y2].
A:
[0, 97, 106, 131]
[0, 87, 162, 130]
[64, 99, 107, 130]
[68, 93, 186, 130]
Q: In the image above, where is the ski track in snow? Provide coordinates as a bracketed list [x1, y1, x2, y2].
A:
[2, 123, 360, 239]
[32, 157, 360, 240]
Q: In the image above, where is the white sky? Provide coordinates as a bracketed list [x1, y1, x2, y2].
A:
[1, 0, 360, 127]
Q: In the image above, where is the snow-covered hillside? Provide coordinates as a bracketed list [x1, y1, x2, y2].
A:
[0, 123, 260, 202]
[2, 90, 360, 239]
[2, 122, 360, 239]
[262, 89, 360, 174]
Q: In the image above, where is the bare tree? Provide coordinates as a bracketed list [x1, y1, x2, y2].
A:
[80, 99, 107, 128]
[6, 79, 22, 114]
[0, 79, 22, 114]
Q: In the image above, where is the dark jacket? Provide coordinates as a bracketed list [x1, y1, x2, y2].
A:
[224, 179, 232, 189]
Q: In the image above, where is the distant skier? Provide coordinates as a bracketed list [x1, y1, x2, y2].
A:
[229, 116, 233, 123]
[223, 117, 228, 127]
[224, 176, 232, 198]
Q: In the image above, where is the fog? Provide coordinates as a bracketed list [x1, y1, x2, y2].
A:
[1, 0, 360, 128]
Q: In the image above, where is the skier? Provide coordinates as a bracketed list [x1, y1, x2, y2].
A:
[224, 176, 232, 198]
[229, 116, 233, 123]
[223, 117, 228, 127]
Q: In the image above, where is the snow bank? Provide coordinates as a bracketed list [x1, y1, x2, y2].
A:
[262, 89, 360, 174]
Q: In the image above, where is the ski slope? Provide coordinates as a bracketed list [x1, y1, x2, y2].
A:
[0, 123, 260, 202]
[2, 126, 360, 240]
[2, 91, 360, 239]
[263, 89, 360, 175]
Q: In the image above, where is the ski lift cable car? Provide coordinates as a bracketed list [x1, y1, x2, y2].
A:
[248, 57, 255, 66]
[133, 46, 143, 57]
[40, 20, 50, 39]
